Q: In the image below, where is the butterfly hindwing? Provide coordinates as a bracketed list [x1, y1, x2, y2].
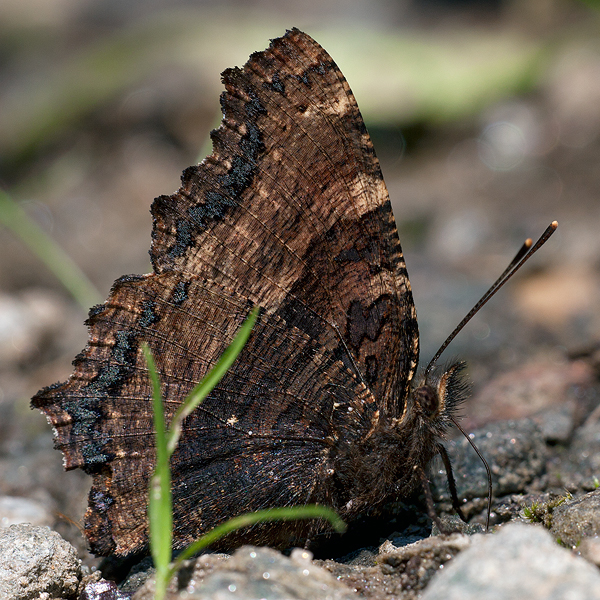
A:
[35, 272, 378, 555]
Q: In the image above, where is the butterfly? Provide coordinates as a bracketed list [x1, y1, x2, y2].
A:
[32, 28, 555, 558]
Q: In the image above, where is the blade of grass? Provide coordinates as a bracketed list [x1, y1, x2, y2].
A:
[145, 306, 260, 600]
[143, 345, 173, 598]
[0, 189, 102, 310]
[170, 505, 346, 574]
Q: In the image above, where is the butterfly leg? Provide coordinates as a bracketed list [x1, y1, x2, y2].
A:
[417, 464, 449, 534]
[437, 443, 468, 523]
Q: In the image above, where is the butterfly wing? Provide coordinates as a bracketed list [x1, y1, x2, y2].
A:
[35, 273, 375, 555]
[151, 29, 418, 408]
[32, 29, 418, 557]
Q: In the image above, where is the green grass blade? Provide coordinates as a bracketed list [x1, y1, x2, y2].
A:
[165, 306, 260, 455]
[170, 505, 346, 573]
[0, 189, 102, 310]
[143, 344, 172, 600]
[143, 307, 260, 599]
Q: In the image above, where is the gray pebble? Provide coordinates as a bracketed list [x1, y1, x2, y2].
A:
[80, 579, 133, 600]
[550, 489, 600, 548]
[134, 546, 355, 600]
[422, 522, 600, 600]
[0, 523, 81, 600]
[432, 418, 547, 502]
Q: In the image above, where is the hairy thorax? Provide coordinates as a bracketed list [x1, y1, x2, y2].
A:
[326, 361, 468, 519]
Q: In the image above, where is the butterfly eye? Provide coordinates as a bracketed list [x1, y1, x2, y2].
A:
[412, 384, 439, 419]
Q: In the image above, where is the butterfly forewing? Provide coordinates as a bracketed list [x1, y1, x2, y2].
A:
[150, 29, 418, 409]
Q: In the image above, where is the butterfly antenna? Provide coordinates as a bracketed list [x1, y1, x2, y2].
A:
[426, 221, 557, 531]
[425, 221, 558, 376]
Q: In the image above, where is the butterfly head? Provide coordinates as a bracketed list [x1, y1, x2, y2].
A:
[406, 360, 469, 435]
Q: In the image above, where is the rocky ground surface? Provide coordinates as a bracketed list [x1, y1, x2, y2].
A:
[2, 352, 600, 599]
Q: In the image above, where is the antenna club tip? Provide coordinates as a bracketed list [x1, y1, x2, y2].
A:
[524, 238, 533, 248]
[551, 220, 558, 229]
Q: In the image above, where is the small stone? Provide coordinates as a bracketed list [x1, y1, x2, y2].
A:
[422, 522, 600, 600]
[550, 489, 600, 548]
[0, 523, 81, 600]
[133, 546, 355, 600]
[80, 579, 134, 600]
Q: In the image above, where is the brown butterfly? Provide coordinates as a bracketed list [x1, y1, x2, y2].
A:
[32, 28, 556, 558]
